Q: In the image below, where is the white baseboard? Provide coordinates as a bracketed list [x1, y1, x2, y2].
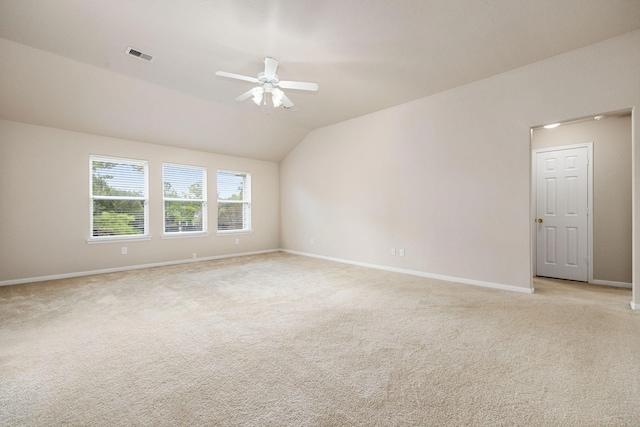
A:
[591, 279, 632, 289]
[282, 249, 534, 294]
[0, 249, 280, 287]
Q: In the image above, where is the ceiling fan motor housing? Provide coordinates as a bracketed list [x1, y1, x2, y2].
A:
[258, 73, 278, 92]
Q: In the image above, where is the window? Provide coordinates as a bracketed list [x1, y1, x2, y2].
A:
[163, 163, 207, 234]
[90, 155, 148, 239]
[217, 170, 251, 232]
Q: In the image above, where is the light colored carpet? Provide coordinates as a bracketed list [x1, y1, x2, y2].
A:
[1, 252, 639, 426]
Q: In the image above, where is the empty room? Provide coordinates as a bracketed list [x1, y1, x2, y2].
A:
[1, 1, 640, 425]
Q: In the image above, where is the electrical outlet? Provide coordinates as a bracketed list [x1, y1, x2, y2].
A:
[192, 253, 197, 259]
[235, 238, 240, 244]
[121, 247, 127, 255]
[310, 238, 314, 245]
[399, 249, 405, 257]
[391, 248, 396, 256]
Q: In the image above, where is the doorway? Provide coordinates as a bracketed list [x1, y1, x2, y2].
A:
[531, 112, 632, 287]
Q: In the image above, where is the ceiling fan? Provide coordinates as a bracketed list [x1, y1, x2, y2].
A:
[215, 57, 318, 110]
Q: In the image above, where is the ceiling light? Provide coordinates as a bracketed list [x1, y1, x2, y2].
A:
[594, 115, 604, 120]
[271, 88, 284, 108]
[251, 87, 264, 106]
[544, 123, 561, 129]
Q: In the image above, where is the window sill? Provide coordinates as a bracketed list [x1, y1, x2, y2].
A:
[162, 232, 210, 239]
[87, 235, 152, 244]
[216, 230, 253, 236]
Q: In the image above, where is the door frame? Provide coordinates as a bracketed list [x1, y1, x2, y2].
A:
[531, 142, 593, 283]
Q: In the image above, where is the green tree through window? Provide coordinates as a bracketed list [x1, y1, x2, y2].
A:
[217, 170, 251, 231]
[90, 156, 148, 238]
[163, 163, 207, 233]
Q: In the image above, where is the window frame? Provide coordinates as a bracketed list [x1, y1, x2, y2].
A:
[89, 154, 149, 242]
[162, 162, 208, 237]
[216, 169, 252, 234]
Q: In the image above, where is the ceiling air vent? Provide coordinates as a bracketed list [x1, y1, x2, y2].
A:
[125, 47, 153, 62]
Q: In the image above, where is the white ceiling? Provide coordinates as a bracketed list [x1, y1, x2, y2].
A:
[1, 0, 639, 162]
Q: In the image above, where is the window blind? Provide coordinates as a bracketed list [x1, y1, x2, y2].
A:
[90, 156, 148, 238]
[217, 170, 251, 231]
[163, 163, 207, 233]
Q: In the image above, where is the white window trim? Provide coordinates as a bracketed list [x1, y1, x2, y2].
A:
[217, 169, 252, 233]
[87, 236, 152, 244]
[161, 232, 210, 240]
[162, 162, 208, 236]
[216, 230, 253, 236]
[89, 155, 149, 242]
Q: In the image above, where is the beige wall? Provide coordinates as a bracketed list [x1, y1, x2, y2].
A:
[281, 30, 640, 292]
[0, 120, 280, 282]
[532, 116, 632, 283]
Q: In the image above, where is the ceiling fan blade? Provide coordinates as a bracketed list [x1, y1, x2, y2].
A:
[264, 57, 278, 80]
[235, 88, 256, 102]
[215, 71, 259, 84]
[277, 80, 319, 91]
[280, 92, 295, 109]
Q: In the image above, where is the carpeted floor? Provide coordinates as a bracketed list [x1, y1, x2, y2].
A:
[1, 252, 639, 426]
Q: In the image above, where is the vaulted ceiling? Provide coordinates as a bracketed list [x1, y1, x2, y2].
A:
[1, 0, 639, 162]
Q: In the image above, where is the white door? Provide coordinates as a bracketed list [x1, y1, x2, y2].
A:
[535, 146, 590, 282]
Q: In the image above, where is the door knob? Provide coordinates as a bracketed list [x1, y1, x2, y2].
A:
[537, 218, 543, 223]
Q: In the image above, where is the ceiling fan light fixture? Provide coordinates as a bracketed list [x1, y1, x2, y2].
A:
[272, 88, 284, 108]
[251, 87, 264, 106]
[216, 57, 318, 111]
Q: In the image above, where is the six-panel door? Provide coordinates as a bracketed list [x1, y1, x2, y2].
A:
[535, 147, 589, 282]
